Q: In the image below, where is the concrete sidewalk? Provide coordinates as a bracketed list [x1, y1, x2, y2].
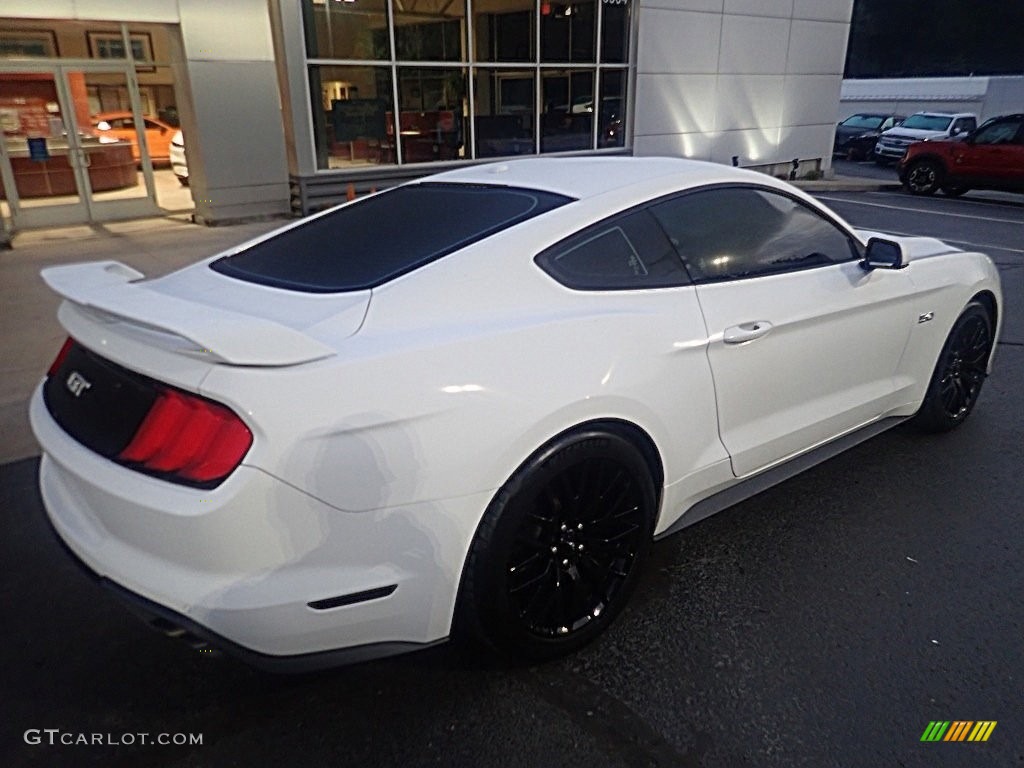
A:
[0, 174, 895, 464]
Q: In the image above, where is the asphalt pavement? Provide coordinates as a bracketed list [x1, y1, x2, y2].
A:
[2, 188, 1022, 768]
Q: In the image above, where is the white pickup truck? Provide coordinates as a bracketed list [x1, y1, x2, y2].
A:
[873, 112, 978, 164]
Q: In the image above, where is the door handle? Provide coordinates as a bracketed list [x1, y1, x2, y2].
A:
[723, 321, 773, 344]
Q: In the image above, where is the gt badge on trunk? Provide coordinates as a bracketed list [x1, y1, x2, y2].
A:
[65, 371, 92, 397]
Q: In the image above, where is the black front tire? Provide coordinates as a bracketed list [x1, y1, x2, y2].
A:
[913, 302, 993, 432]
[904, 159, 944, 195]
[457, 428, 656, 661]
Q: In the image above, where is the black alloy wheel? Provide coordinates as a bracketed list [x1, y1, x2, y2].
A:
[905, 159, 943, 195]
[914, 302, 993, 432]
[458, 429, 656, 660]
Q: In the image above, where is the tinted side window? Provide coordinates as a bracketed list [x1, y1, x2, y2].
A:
[974, 119, 1023, 145]
[649, 188, 857, 282]
[535, 209, 690, 290]
[954, 117, 976, 133]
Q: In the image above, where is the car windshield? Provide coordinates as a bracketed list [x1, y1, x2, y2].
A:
[900, 115, 953, 131]
[840, 115, 885, 130]
[210, 183, 573, 292]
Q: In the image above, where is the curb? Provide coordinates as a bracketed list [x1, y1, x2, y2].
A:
[791, 180, 904, 193]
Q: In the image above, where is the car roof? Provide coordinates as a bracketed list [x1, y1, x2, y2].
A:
[910, 111, 975, 118]
[419, 156, 782, 201]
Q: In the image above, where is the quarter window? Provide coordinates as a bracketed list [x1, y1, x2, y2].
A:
[649, 188, 858, 282]
[536, 209, 689, 290]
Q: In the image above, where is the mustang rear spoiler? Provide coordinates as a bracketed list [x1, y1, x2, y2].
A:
[41, 261, 336, 366]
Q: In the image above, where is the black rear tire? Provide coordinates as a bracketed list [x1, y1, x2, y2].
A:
[913, 302, 993, 432]
[457, 428, 656, 660]
[904, 159, 943, 195]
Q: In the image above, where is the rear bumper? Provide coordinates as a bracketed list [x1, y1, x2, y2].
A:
[42, 516, 439, 671]
[169, 145, 187, 179]
[30, 385, 487, 663]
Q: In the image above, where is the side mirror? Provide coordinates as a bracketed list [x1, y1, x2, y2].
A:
[860, 237, 905, 270]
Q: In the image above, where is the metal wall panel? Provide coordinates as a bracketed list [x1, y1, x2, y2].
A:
[636, 9, 722, 75]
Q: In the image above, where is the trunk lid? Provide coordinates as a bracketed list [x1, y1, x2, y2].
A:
[42, 260, 370, 367]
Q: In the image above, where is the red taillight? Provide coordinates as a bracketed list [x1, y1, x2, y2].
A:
[118, 387, 252, 486]
[48, 337, 74, 377]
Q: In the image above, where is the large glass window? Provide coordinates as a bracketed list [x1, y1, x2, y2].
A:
[309, 65, 396, 169]
[597, 68, 626, 148]
[396, 67, 468, 163]
[540, 0, 596, 63]
[600, 0, 630, 63]
[474, 69, 535, 158]
[300, 0, 631, 167]
[540, 69, 593, 152]
[302, 0, 390, 60]
[474, 0, 535, 62]
[393, 0, 467, 61]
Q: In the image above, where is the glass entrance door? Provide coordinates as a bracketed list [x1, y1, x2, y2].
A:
[0, 61, 159, 229]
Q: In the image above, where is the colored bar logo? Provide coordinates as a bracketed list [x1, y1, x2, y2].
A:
[920, 721, 997, 742]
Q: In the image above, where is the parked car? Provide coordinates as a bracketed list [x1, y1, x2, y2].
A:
[31, 157, 1001, 668]
[899, 113, 1024, 196]
[169, 130, 188, 185]
[833, 112, 904, 160]
[874, 112, 977, 164]
[93, 111, 177, 164]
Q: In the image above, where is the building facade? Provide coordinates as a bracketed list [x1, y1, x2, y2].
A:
[839, 76, 1024, 123]
[1, 0, 852, 229]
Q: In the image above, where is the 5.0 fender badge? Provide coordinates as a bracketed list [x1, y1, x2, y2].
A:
[918, 312, 935, 324]
[66, 371, 93, 397]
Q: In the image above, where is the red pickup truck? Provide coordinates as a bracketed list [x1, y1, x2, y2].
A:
[899, 113, 1024, 196]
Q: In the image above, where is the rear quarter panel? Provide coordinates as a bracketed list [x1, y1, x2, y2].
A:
[198, 225, 726, 533]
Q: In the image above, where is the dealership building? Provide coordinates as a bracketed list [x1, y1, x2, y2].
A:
[1, 0, 853, 229]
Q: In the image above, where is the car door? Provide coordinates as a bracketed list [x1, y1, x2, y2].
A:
[650, 186, 918, 478]
[105, 117, 141, 161]
[142, 118, 172, 160]
[951, 117, 1024, 186]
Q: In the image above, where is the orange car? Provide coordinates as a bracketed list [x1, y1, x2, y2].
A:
[92, 111, 176, 164]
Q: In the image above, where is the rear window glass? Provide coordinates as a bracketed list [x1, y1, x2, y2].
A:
[210, 183, 573, 292]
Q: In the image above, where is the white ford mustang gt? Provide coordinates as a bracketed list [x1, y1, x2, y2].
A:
[31, 157, 1001, 669]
